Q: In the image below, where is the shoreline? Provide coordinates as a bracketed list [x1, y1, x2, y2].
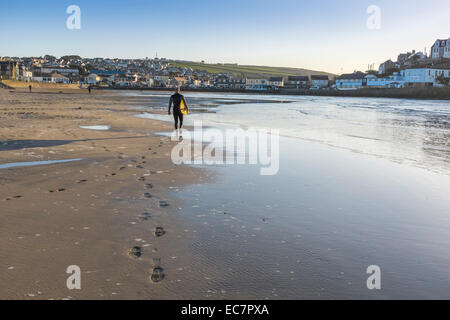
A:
[106, 86, 450, 101]
[3, 80, 450, 100]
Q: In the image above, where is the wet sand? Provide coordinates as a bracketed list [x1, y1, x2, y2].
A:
[2, 88, 450, 300]
[0, 88, 213, 299]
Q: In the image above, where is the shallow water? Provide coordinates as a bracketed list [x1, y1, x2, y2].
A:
[136, 92, 450, 299]
[0, 159, 83, 170]
[138, 93, 450, 175]
[79, 125, 110, 131]
[175, 138, 450, 299]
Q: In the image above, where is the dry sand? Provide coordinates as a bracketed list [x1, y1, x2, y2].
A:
[0, 87, 211, 299]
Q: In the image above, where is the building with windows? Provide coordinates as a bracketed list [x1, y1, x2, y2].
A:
[284, 76, 309, 89]
[310, 75, 329, 88]
[431, 38, 450, 59]
[245, 78, 269, 90]
[269, 77, 284, 89]
[401, 68, 450, 87]
[335, 72, 366, 90]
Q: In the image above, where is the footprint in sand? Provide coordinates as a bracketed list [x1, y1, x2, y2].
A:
[144, 193, 153, 199]
[49, 188, 65, 193]
[136, 165, 144, 169]
[145, 183, 153, 189]
[128, 246, 142, 258]
[105, 173, 117, 177]
[5, 195, 23, 200]
[119, 167, 126, 171]
[150, 259, 165, 283]
[154, 227, 166, 237]
[76, 179, 87, 184]
[139, 212, 152, 221]
[138, 177, 146, 182]
[159, 200, 169, 208]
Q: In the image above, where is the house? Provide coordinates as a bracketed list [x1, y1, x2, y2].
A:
[400, 68, 450, 87]
[228, 77, 245, 89]
[269, 77, 284, 89]
[310, 75, 329, 88]
[378, 60, 397, 74]
[245, 78, 269, 90]
[152, 75, 169, 87]
[51, 73, 70, 84]
[365, 73, 404, 88]
[0, 61, 17, 80]
[32, 73, 70, 84]
[285, 76, 309, 89]
[431, 38, 450, 59]
[335, 72, 366, 90]
[86, 74, 101, 85]
[216, 75, 230, 89]
[216, 76, 245, 89]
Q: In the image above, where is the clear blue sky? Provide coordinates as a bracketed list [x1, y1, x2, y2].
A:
[1, 0, 449, 74]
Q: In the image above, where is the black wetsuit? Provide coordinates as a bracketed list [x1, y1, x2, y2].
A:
[169, 93, 185, 129]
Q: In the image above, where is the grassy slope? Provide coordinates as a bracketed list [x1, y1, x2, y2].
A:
[169, 61, 336, 78]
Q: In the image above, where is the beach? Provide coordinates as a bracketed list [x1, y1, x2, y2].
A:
[0, 88, 214, 299]
[1, 88, 450, 299]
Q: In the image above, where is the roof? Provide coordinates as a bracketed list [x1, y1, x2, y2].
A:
[433, 39, 450, 47]
[337, 72, 366, 80]
[51, 73, 69, 79]
[88, 69, 126, 76]
[288, 76, 309, 81]
[269, 77, 283, 82]
[311, 75, 329, 80]
[402, 67, 450, 71]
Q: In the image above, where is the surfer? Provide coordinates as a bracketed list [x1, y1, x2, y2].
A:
[168, 87, 187, 130]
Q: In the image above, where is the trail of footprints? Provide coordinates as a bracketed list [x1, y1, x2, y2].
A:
[4, 143, 172, 284]
[130, 151, 173, 284]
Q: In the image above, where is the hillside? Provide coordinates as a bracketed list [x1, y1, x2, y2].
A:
[169, 61, 336, 78]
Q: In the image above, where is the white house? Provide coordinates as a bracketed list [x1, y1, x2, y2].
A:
[310, 75, 329, 88]
[365, 73, 404, 88]
[32, 73, 69, 84]
[431, 38, 450, 59]
[51, 73, 70, 84]
[86, 74, 101, 85]
[400, 68, 450, 87]
[335, 72, 366, 90]
[245, 78, 269, 90]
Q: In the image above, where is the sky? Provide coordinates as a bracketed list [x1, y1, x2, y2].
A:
[1, 0, 449, 74]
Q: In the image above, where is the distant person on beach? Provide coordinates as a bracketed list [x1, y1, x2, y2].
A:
[29, 85, 32, 93]
[168, 87, 187, 130]
[88, 86, 91, 94]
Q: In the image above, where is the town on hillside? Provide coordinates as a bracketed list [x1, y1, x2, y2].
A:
[1, 37, 449, 92]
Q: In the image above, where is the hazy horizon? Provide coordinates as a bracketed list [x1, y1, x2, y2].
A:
[1, 0, 449, 74]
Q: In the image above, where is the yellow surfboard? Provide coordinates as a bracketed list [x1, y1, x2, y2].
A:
[180, 99, 189, 115]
